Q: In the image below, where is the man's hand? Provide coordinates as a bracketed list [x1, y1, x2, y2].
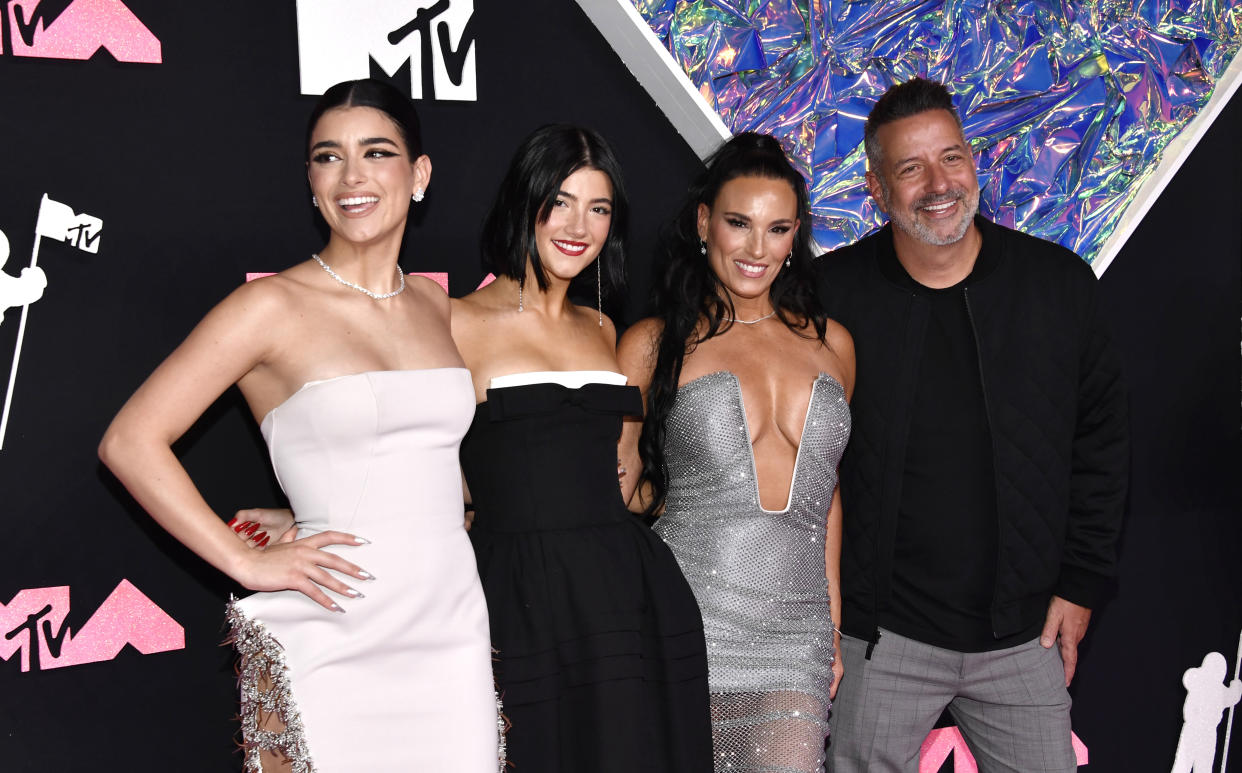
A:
[1040, 595, 1092, 686]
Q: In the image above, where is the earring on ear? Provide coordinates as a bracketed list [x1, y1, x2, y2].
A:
[785, 248, 793, 268]
[596, 257, 603, 327]
[699, 239, 707, 255]
[413, 189, 425, 203]
[311, 195, 319, 208]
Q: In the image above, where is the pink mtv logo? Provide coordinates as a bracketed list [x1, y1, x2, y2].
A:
[1, 580, 184, 672]
[919, 726, 1089, 771]
[2, 0, 162, 63]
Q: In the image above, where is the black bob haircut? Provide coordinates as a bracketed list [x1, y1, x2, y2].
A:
[306, 79, 424, 160]
[863, 77, 962, 170]
[480, 124, 628, 295]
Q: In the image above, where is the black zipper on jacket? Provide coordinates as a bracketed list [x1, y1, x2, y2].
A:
[963, 286, 1003, 638]
[864, 284, 924, 661]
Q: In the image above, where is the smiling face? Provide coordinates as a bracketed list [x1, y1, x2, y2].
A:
[697, 174, 799, 305]
[307, 106, 430, 249]
[867, 108, 979, 248]
[531, 167, 614, 283]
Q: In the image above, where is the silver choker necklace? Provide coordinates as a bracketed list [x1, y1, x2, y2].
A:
[312, 253, 405, 300]
[723, 310, 777, 325]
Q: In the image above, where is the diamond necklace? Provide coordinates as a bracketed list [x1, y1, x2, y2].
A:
[722, 310, 777, 325]
[312, 253, 405, 300]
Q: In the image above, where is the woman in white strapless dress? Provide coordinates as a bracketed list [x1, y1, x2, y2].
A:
[99, 79, 499, 772]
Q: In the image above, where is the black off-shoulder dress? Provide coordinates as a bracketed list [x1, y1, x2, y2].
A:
[461, 380, 712, 772]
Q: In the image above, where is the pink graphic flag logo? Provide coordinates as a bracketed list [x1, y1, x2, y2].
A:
[2, 0, 161, 63]
[1, 580, 185, 672]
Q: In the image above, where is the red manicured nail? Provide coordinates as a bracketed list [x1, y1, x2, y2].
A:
[234, 521, 249, 533]
[243, 523, 259, 536]
[254, 532, 268, 542]
[257, 536, 270, 547]
[227, 516, 238, 527]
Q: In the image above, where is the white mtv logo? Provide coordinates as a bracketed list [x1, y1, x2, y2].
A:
[297, 0, 476, 101]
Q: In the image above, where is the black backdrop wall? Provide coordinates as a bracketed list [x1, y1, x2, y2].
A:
[0, 2, 1237, 771]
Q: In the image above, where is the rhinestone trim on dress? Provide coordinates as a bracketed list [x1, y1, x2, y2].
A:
[224, 598, 315, 773]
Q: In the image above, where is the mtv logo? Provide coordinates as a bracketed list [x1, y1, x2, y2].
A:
[1, 580, 184, 673]
[35, 195, 102, 254]
[297, 0, 476, 101]
[1, 0, 161, 63]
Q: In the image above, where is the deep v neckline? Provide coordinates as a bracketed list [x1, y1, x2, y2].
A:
[680, 370, 837, 514]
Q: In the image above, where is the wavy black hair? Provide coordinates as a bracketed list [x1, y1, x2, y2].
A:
[306, 79, 424, 160]
[639, 131, 828, 516]
[480, 125, 627, 297]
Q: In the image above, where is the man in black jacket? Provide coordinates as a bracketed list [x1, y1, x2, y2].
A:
[818, 78, 1127, 772]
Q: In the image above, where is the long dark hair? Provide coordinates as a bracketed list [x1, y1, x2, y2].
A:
[480, 124, 628, 298]
[639, 132, 827, 516]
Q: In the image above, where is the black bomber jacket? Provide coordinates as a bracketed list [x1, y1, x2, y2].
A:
[817, 215, 1129, 649]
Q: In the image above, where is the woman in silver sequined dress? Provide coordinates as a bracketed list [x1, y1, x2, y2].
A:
[618, 132, 854, 773]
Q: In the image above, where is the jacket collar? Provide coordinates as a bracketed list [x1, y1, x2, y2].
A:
[875, 214, 1002, 291]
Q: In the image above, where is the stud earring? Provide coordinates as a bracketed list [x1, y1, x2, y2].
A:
[311, 195, 319, 208]
[413, 189, 424, 203]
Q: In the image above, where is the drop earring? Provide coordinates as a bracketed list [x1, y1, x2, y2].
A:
[596, 257, 603, 327]
[518, 278, 524, 313]
[785, 248, 792, 268]
[699, 239, 707, 255]
[311, 195, 319, 208]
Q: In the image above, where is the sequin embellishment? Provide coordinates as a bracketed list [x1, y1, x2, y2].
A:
[224, 598, 315, 773]
[655, 371, 850, 772]
[496, 692, 508, 771]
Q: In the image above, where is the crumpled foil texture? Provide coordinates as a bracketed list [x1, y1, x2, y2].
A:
[632, 0, 1242, 262]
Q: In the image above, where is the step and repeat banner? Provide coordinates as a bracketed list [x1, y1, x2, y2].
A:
[1, 2, 1238, 771]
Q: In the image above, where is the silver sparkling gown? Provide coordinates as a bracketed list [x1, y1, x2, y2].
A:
[653, 371, 850, 773]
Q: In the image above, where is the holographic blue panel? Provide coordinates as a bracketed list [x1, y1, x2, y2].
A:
[631, 0, 1242, 262]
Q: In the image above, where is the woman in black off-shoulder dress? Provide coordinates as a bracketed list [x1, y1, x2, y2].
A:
[451, 124, 711, 772]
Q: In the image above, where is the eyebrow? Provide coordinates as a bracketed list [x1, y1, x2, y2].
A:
[309, 137, 400, 152]
[557, 189, 613, 206]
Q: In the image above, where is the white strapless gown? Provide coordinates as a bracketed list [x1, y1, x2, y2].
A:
[227, 368, 500, 772]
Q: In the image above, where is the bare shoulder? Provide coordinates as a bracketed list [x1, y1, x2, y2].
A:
[618, 317, 663, 359]
[449, 289, 494, 328]
[617, 317, 664, 385]
[209, 271, 301, 332]
[449, 288, 508, 354]
[407, 274, 450, 316]
[143, 271, 305, 408]
[581, 307, 618, 349]
[822, 317, 853, 358]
